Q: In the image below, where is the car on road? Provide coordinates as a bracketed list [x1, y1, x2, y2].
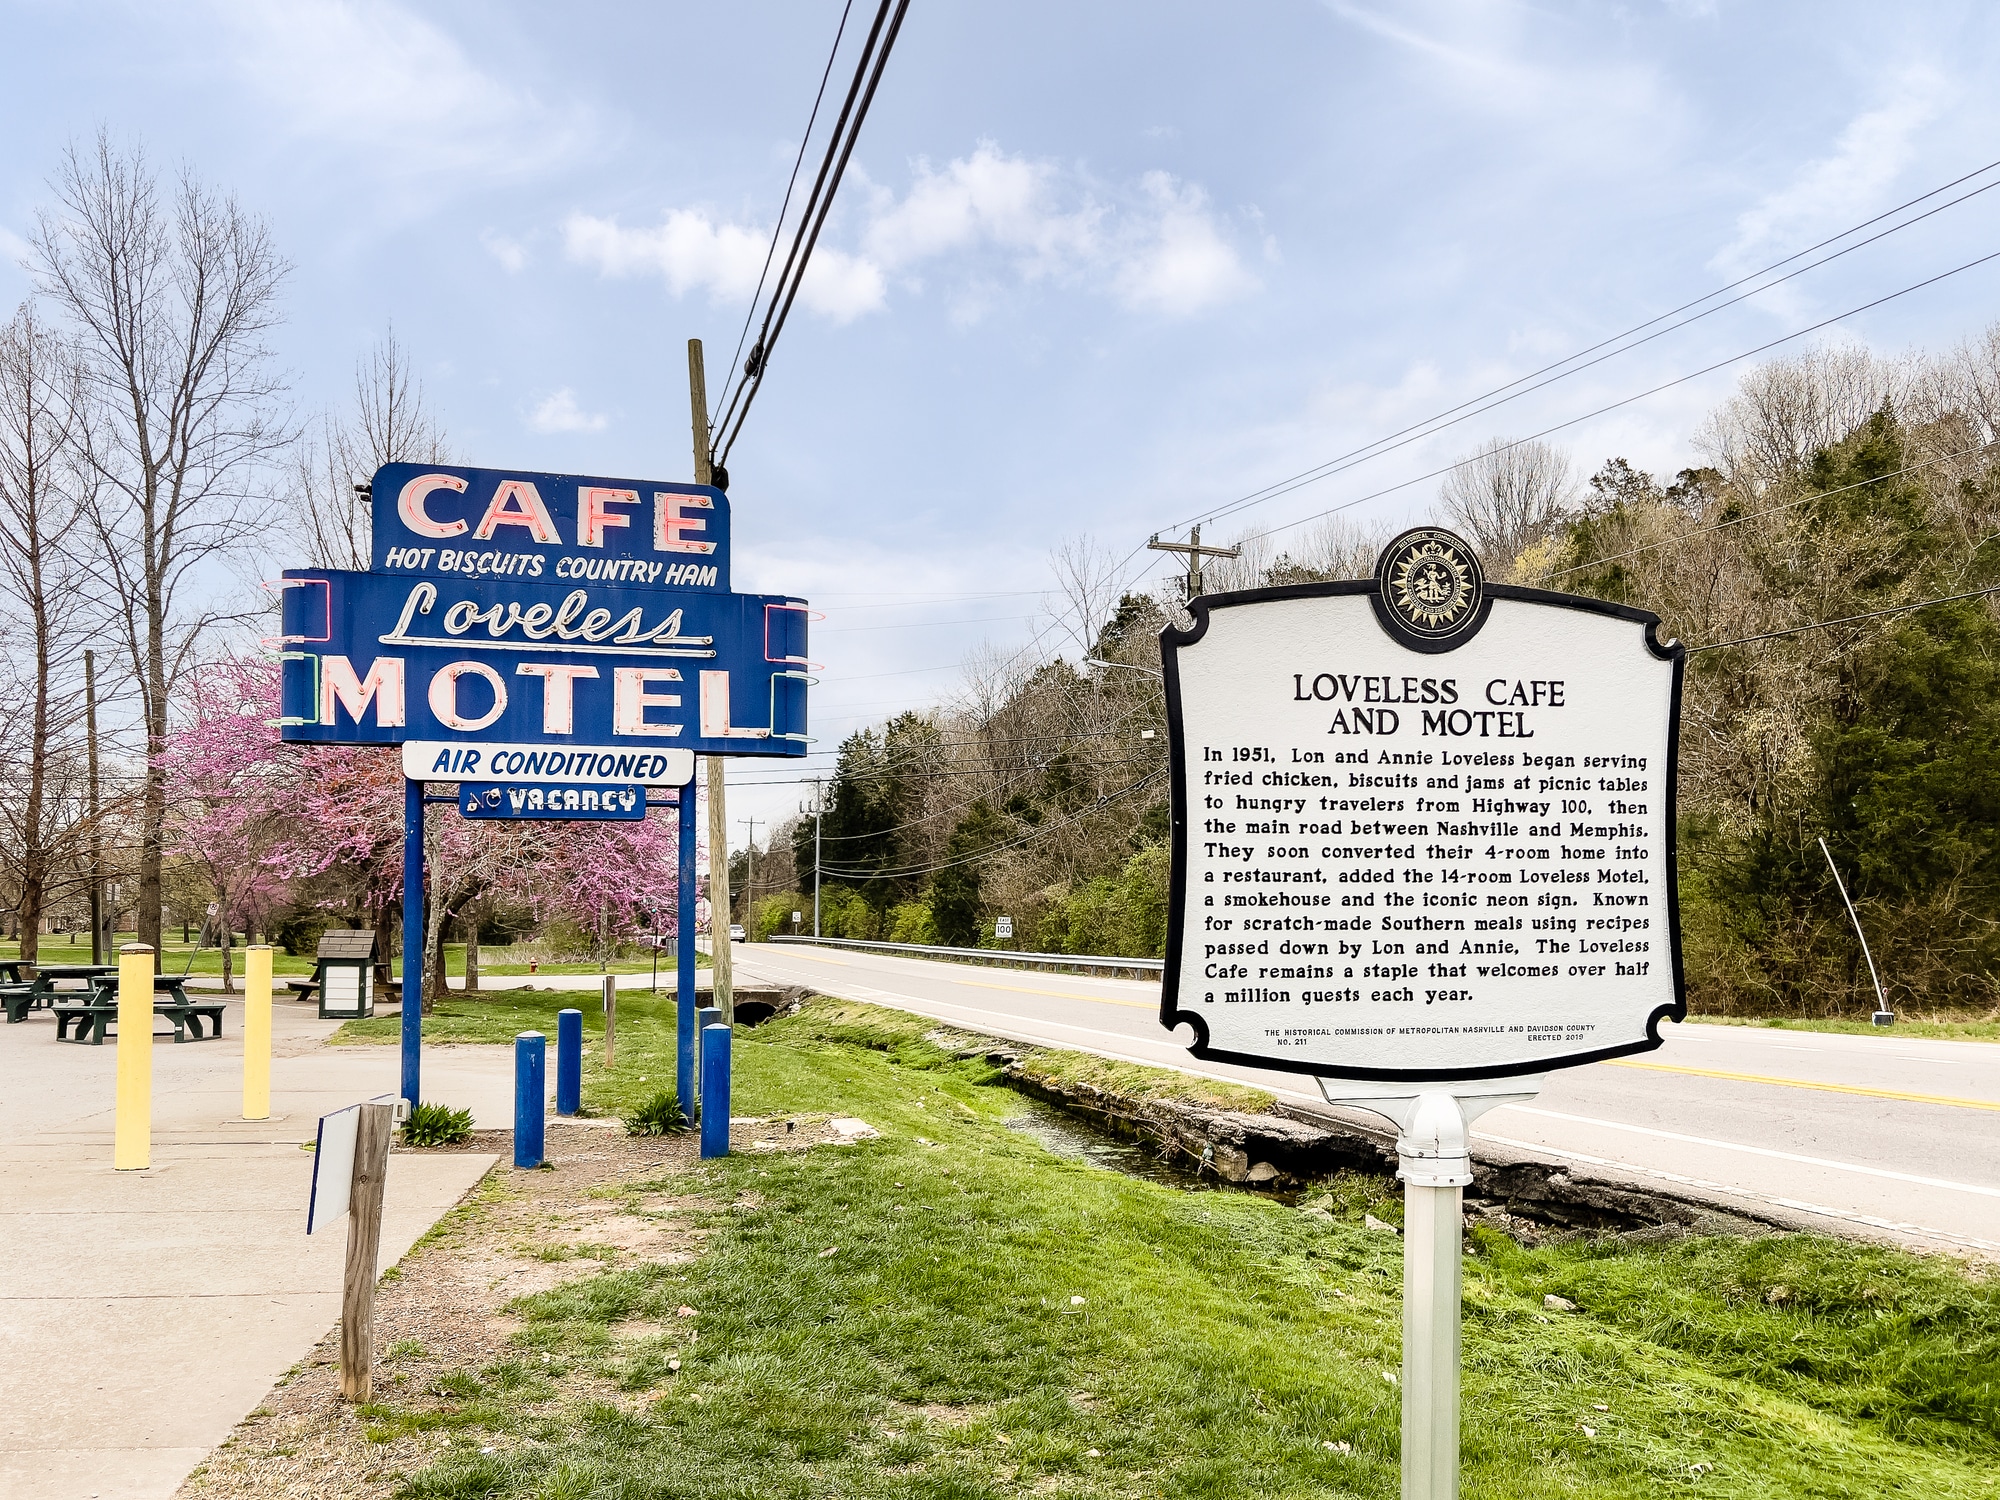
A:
[728, 923, 746, 942]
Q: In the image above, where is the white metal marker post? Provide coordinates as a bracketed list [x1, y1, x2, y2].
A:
[1325, 1079, 1541, 1497]
[1156, 528, 1686, 1498]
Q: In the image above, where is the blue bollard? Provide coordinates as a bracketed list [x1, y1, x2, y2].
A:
[515, 1032, 546, 1169]
[696, 1005, 721, 1118]
[556, 1008, 582, 1115]
[699, 1022, 731, 1159]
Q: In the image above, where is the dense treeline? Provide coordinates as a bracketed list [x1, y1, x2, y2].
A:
[763, 331, 2000, 1018]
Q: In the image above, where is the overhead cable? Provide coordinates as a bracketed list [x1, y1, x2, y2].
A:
[1165, 155, 2000, 537]
[711, 0, 912, 472]
[715, 0, 858, 419]
[816, 772, 1163, 880]
[1688, 582, 2000, 654]
[1544, 440, 2000, 580]
[1228, 244, 2000, 549]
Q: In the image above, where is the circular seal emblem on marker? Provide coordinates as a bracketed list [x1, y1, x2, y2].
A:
[1371, 527, 1487, 651]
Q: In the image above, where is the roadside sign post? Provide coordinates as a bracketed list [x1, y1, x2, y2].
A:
[276, 453, 811, 1135]
[603, 975, 617, 1067]
[307, 1095, 402, 1402]
[678, 784, 699, 1125]
[401, 776, 423, 1105]
[1158, 529, 1684, 1499]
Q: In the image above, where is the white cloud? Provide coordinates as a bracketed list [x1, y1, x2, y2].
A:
[0, 224, 33, 273]
[1713, 67, 1951, 279]
[195, 0, 591, 182]
[862, 144, 1101, 273]
[526, 389, 608, 435]
[1322, 2, 1680, 158]
[564, 141, 1256, 324]
[1112, 173, 1259, 316]
[480, 230, 528, 273]
[564, 209, 767, 301]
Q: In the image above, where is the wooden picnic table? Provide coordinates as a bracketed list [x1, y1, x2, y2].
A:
[1, 962, 120, 1022]
[54, 974, 226, 1045]
[33, 968, 120, 992]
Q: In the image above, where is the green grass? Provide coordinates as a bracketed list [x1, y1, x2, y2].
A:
[1684, 1014, 2000, 1043]
[347, 991, 2000, 1499]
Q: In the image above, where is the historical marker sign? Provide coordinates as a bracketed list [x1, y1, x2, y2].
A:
[1160, 528, 1684, 1082]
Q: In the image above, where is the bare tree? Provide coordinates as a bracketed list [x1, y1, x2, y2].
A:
[1696, 342, 1902, 488]
[0, 304, 94, 960]
[293, 327, 452, 570]
[1438, 436, 1576, 570]
[31, 133, 292, 956]
[1045, 535, 1125, 658]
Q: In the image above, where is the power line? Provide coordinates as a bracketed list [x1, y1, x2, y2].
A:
[711, 0, 913, 473]
[714, 0, 858, 429]
[818, 772, 1163, 880]
[1544, 441, 1999, 580]
[1229, 243, 2000, 550]
[1688, 582, 2000, 654]
[1165, 155, 2000, 538]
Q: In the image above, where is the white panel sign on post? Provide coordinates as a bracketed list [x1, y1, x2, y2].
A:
[1158, 528, 1685, 1500]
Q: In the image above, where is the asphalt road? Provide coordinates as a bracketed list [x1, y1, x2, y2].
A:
[734, 940, 2000, 1257]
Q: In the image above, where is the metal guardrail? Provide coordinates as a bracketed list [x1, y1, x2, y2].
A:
[766, 934, 1163, 976]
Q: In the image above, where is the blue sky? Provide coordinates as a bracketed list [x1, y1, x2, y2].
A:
[5, 1, 2000, 830]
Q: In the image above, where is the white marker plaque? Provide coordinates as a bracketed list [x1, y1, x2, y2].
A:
[1160, 528, 1684, 1082]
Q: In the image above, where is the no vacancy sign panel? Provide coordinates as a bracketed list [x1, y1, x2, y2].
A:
[1159, 527, 1685, 1082]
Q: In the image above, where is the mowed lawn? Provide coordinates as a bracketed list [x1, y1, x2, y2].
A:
[342, 993, 2000, 1499]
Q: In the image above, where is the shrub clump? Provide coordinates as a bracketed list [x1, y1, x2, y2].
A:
[623, 1087, 689, 1135]
[402, 1101, 475, 1147]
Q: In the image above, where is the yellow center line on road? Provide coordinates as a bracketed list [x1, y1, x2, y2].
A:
[749, 948, 1158, 1008]
[1605, 1059, 2000, 1111]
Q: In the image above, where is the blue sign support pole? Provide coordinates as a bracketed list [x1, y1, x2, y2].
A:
[401, 777, 423, 1108]
[676, 781, 697, 1126]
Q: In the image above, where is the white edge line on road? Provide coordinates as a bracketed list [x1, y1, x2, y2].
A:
[1493, 1105, 2000, 1198]
[1476, 1131, 2000, 1253]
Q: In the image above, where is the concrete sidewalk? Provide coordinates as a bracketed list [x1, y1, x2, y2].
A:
[0, 1000, 515, 1500]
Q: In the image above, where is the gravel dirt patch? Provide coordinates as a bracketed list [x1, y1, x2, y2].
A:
[173, 1114, 858, 1500]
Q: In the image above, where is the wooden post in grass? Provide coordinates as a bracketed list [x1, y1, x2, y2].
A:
[340, 1100, 393, 1401]
[603, 975, 616, 1067]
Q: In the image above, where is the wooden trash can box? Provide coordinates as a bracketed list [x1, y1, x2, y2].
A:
[316, 929, 378, 1019]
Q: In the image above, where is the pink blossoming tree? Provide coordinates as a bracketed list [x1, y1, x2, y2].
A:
[160, 656, 685, 1003]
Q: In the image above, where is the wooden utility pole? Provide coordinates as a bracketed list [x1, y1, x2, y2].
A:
[339, 1101, 392, 1402]
[689, 338, 734, 1023]
[741, 816, 759, 916]
[86, 649, 103, 965]
[1147, 525, 1241, 600]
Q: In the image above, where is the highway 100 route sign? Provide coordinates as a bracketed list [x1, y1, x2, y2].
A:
[1159, 526, 1685, 1082]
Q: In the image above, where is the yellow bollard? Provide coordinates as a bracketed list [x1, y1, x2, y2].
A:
[244, 945, 273, 1121]
[113, 943, 155, 1170]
